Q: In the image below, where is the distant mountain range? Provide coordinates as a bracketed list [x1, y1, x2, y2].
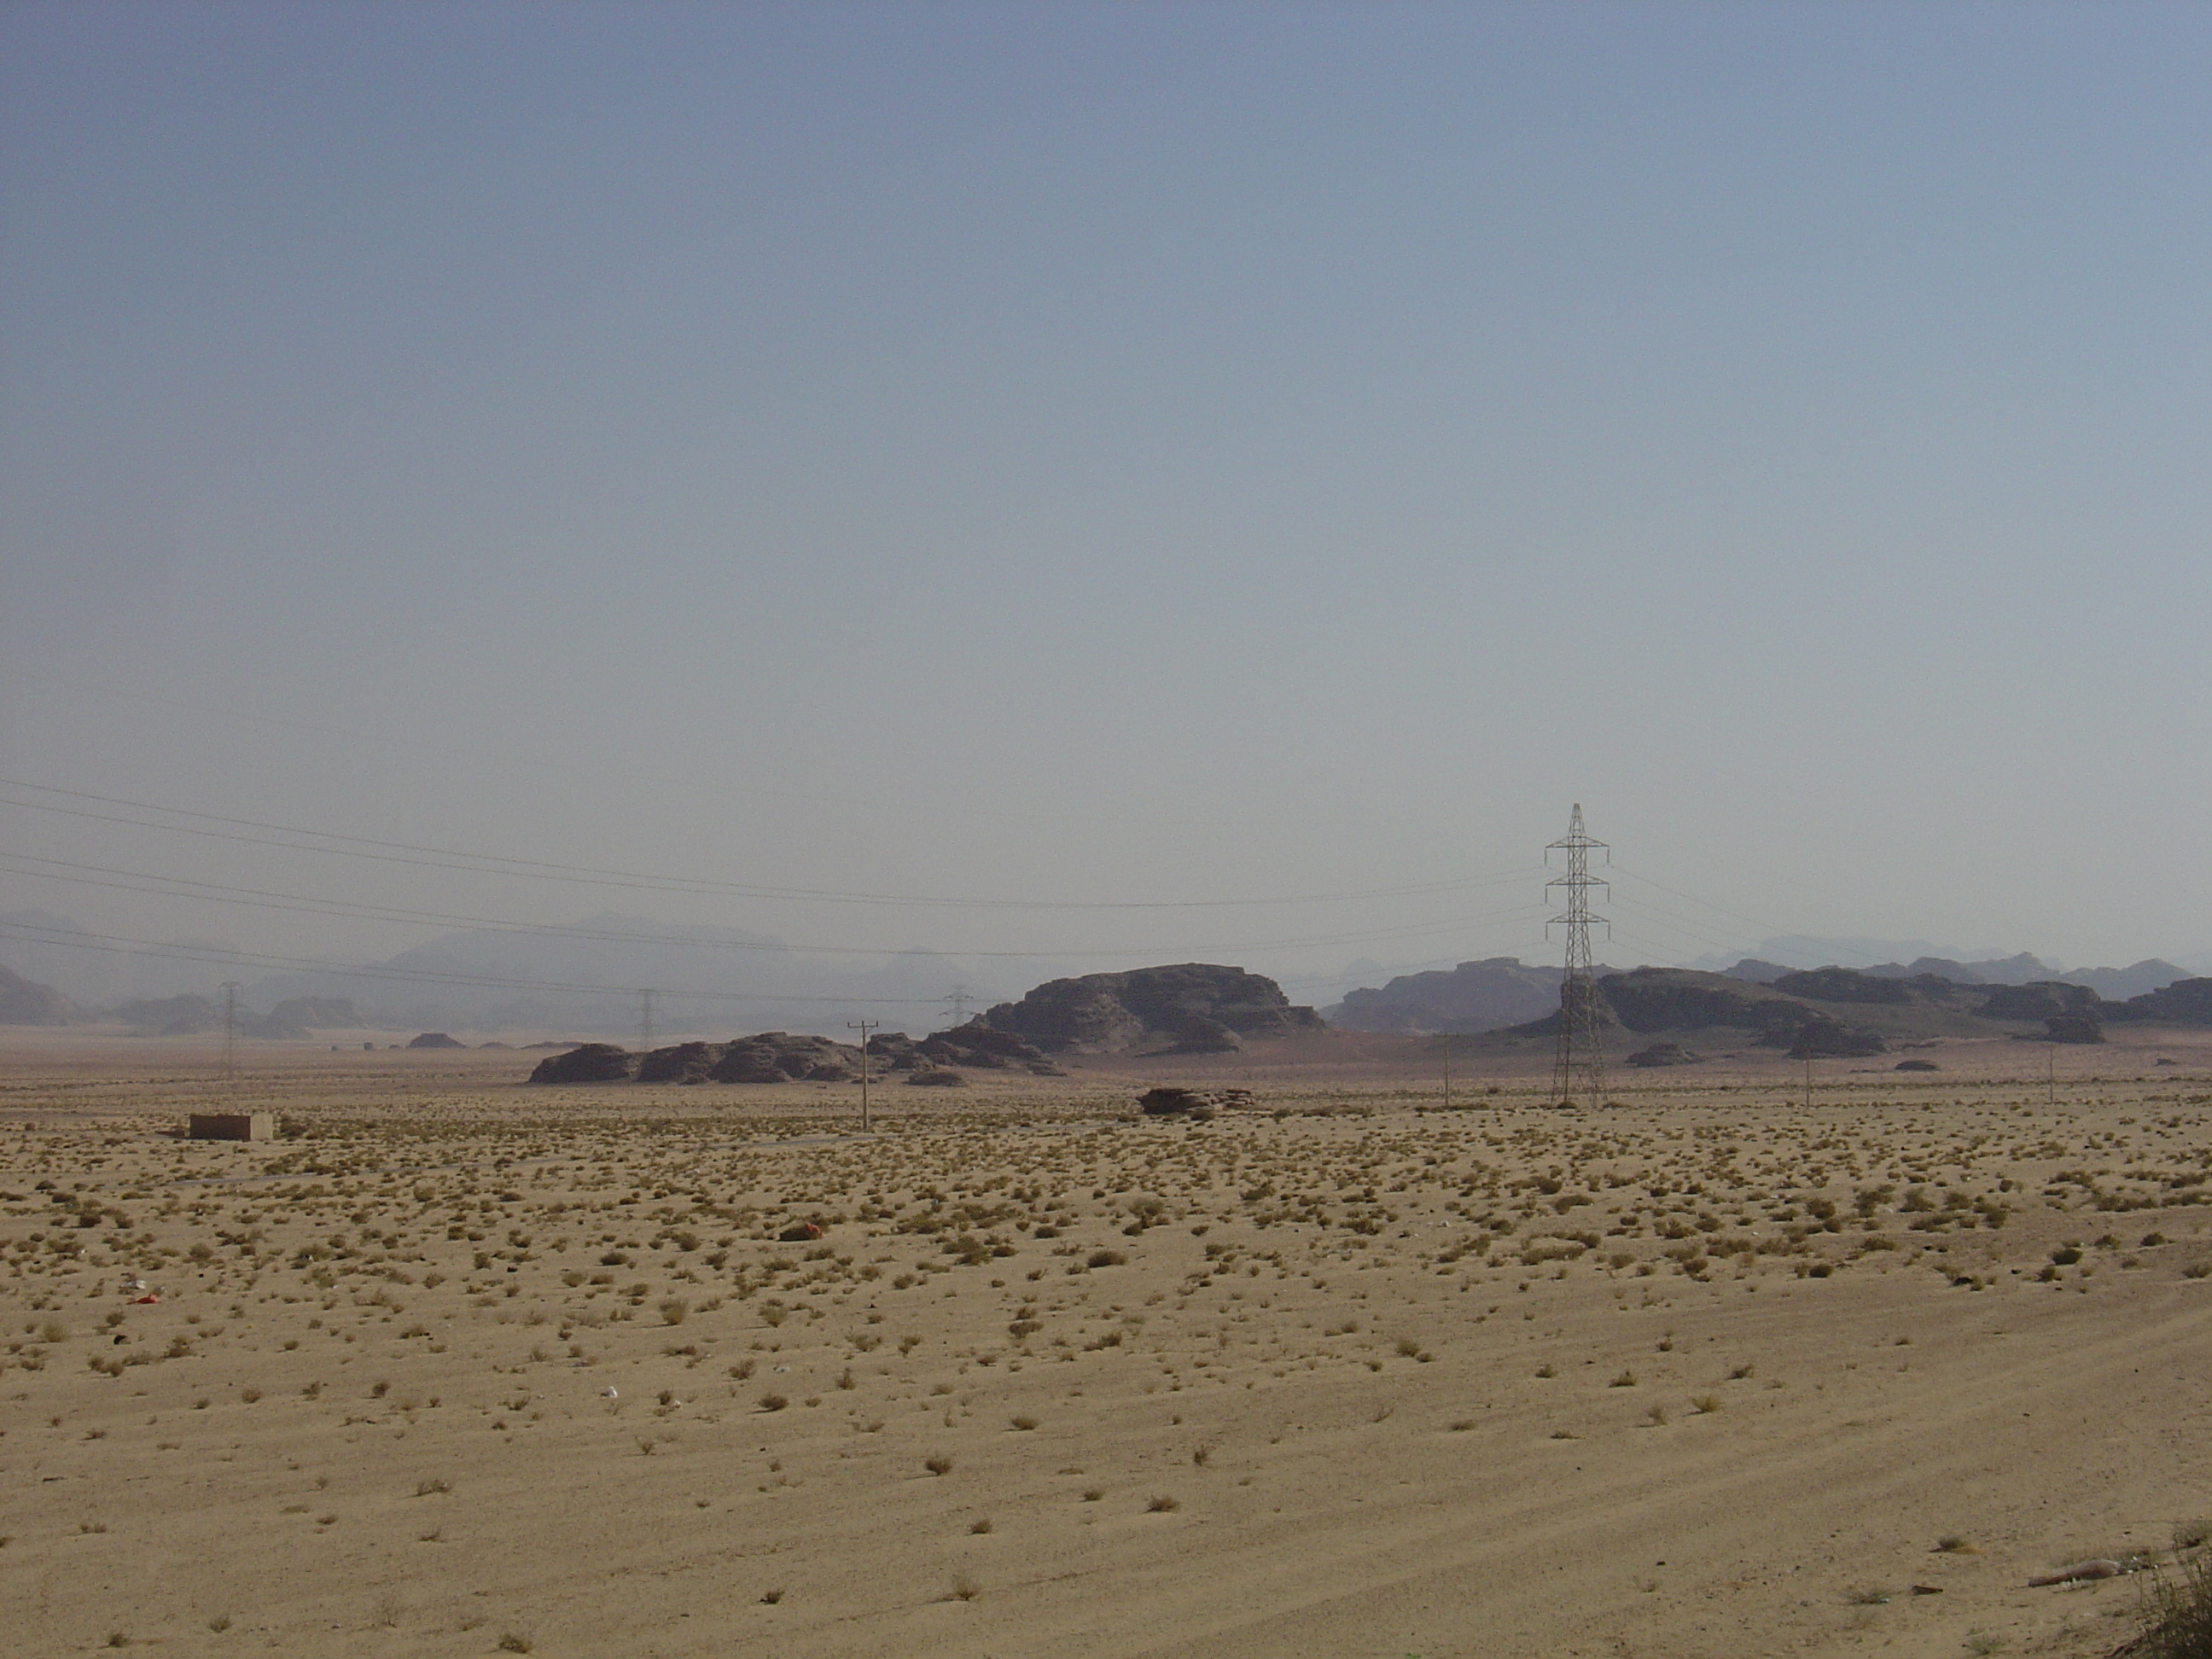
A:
[5, 903, 2209, 1043]
[1330, 951, 2203, 1036]
[0, 908, 1022, 1038]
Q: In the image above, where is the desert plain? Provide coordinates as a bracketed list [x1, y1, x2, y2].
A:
[3, 1029, 2209, 1659]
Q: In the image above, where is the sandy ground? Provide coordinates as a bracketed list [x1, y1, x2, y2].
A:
[3, 1031, 2209, 1658]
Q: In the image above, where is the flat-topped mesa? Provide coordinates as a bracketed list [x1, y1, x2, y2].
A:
[981, 963, 1324, 1055]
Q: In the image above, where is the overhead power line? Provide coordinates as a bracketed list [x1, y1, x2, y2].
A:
[0, 777, 1538, 912]
[0, 850, 1550, 961]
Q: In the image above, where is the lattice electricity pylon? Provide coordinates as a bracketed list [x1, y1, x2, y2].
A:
[1545, 803, 1611, 1109]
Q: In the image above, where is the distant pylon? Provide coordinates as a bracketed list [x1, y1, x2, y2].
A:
[940, 984, 975, 1029]
[637, 988, 655, 1051]
[220, 981, 242, 1083]
[1545, 804, 1611, 1109]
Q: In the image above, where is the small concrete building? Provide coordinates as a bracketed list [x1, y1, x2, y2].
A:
[189, 1112, 276, 1141]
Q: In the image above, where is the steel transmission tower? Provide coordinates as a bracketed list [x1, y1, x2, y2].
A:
[940, 985, 975, 1029]
[1545, 804, 1611, 1109]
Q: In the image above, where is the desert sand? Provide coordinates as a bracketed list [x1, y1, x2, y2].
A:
[3, 1029, 2208, 1658]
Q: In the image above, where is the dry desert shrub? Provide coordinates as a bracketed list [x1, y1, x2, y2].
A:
[2117, 1551, 2212, 1659]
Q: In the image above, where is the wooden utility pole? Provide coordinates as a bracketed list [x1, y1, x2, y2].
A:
[847, 1020, 878, 1131]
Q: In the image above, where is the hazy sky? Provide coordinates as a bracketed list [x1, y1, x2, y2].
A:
[3, 0, 2208, 1007]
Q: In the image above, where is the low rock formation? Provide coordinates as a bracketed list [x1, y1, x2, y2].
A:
[2045, 1012, 2105, 1045]
[1624, 1042, 1700, 1068]
[406, 1031, 466, 1049]
[867, 1024, 1062, 1075]
[527, 1043, 637, 1083]
[983, 964, 1323, 1055]
[709, 1033, 863, 1083]
[635, 1041, 726, 1084]
[2105, 976, 2212, 1026]
[1139, 1086, 1255, 1115]
[1326, 958, 1565, 1034]
[1978, 981, 2104, 1022]
[1778, 1016, 1887, 1059]
[1771, 968, 1916, 1005]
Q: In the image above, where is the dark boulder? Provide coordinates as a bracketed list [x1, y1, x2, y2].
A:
[1894, 1058, 1941, 1071]
[906, 1065, 968, 1086]
[527, 1043, 637, 1084]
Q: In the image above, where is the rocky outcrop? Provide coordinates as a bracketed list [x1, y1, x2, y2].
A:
[0, 965, 72, 1026]
[2046, 1013, 2105, 1045]
[1139, 1086, 1254, 1115]
[708, 1033, 863, 1083]
[983, 964, 1323, 1055]
[2104, 977, 2212, 1026]
[1776, 1016, 1886, 1059]
[1978, 981, 2104, 1022]
[867, 1024, 1063, 1075]
[527, 1043, 637, 1083]
[1327, 958, 1565, 1034]
[1771, 968, 1915, 1005]
[1581, 969, 1780, 1034]
[406, 1031, 466, 1049]
[635, 1041, 726, 1083]
[1624, 1042, 1700, 1068]
[1507, 968, 1884, 1055]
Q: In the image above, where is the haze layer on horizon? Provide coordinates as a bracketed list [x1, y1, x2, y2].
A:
[3, 0, 2207, 1010]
